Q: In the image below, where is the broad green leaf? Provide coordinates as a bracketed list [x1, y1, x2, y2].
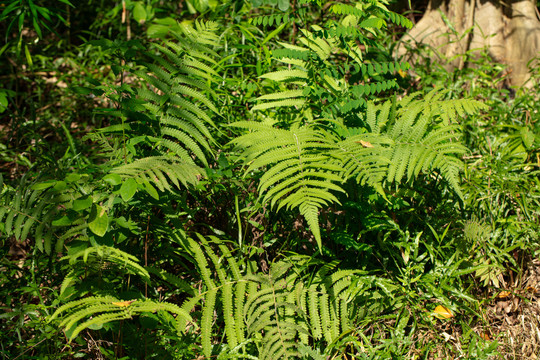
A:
[132, 2, 147, 23]
[52, 215, 74, 226]
[65, 173, 81, 183]
[88, 204, 109, 237]
[53, 181, 67, 191]
[73, 196, 93, 211]
[31, 180, 56, 190]
[520, 127, 535, 149]
[120, 178, 137, 202]
[277, 0, 289, 11]
[103, 174, 122, 186]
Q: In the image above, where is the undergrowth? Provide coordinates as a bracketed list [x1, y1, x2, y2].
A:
[0, 0, 539, 359]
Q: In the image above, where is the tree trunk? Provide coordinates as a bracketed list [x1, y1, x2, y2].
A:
[398, 0, 540, 87]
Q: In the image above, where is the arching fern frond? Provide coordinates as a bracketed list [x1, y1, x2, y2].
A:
[244, 261, 305, 360]
[110, 156, 201, 192]
[59, 245, 151, 298]
[49, 296, 191, 342]
[167, 234, 370, 358]
[0, 178, 55, 247]
[230, 122, 344, 249]
[0, 176, 88, 254]
[243, 258, 359, 359]
[337, 89, 486, 199]
[131, 20, 221, 167]
[172, 231, 246, 357]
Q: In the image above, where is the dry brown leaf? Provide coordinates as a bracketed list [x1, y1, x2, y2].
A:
[479, 332, 491, 341]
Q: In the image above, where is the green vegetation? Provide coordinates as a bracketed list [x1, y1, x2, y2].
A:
[1, 1, 539, 359]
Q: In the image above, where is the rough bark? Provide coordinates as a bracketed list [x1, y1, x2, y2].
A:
[398, 0, 540, 87]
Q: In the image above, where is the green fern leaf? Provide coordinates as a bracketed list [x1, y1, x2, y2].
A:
[260, 69, 308, 81]
[110, 156, 201, 191]
[202, 288, 218, 357]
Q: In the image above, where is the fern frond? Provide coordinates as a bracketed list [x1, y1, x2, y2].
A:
[336, 90, 484, 198]
[201, 288, 218, 357]
[62, 245, 150, 283]
[131, 23, 220, 167]
[252, 98, 306, 111]
[260, 69, 308, 82]
[250, 13, 291, 27]
[307, 283, 322, 340]
[244, 261, 302, 360]
[146, 266, 194, 295]
[231, 122, 344, 249]
[50, 296, 192, 342]
[171, 236, 373, 359]
[110, 156, 201, 191]
[273, 46, 309, 61]
[175, 232, 250, 356]
[0, 179, 73, 254]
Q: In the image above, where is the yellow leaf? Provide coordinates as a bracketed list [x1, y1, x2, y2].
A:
[356, 140, 374, 148]
[433, 305, 453, 319]
[112, 300, 136, 307]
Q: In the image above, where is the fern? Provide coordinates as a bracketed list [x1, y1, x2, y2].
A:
[49, 296, 192, 342]
[242, 258, 361, 359]
[0, 176, 89, 254]
[171, 232, 246, 357]
[0, 177, 55, 248]
[230, 122, 344, 249]
[146, 266, 195, 295]
[85, 20, 223, 213]
[110, 156, 201, 191]
[59, 245, 151, 298]
[250, 13, 292, 27]
[165, 233, 367, 358]
[50, 231, 384, 358]
[244, 261, 304, 360]
[52, 244, 194, 341]
[89, 20, 220, 178]
[233, 88, 486, 247]
[177, 234, 371, 359]
[337, 90, 487, 199]
[135, 29, 220, 166]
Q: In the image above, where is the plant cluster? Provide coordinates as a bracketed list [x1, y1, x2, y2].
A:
[1, 0, 539, 359]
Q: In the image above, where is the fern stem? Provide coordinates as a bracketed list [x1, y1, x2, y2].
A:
[144, 214, 150, 298]
[235, 195, 242, 250]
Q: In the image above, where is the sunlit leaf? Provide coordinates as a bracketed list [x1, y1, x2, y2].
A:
[433, 305, 453, 319]
[120, 178, 138, 202]
[88, 204, 109, 237]
[112, 300, 136, 307]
